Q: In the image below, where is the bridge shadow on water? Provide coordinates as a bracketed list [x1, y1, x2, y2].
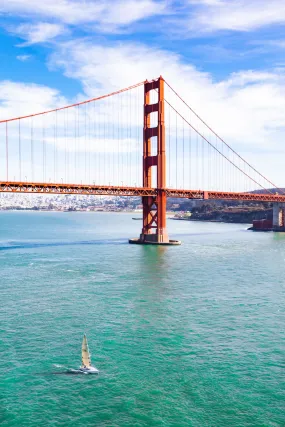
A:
[173, 228, 247, 238]
[0, 229, 247, 251]
[0, 239, 128, 251]
[39, 371, 98, 377]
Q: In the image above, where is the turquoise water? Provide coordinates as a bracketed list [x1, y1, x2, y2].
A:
[0, 211, 284, 426]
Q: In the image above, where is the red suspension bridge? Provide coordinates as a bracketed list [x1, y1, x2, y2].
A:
[1, 76, 285, 244]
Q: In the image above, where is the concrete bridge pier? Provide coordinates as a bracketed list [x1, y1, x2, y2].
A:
[273, 203, 285, 230]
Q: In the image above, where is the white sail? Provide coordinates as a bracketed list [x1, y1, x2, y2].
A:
[81, 334, 91, 368]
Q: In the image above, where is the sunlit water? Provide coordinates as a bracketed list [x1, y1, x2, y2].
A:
[0, 211, 284, 426]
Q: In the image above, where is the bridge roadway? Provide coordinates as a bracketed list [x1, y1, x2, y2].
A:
[1, 181, 285, 203]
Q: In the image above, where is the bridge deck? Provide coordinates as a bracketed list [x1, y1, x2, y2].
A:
[1, 182, 285, 203]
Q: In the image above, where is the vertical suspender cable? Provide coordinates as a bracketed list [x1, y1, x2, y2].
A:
[108, 96, 111, 185]
[19, 120, 21, 182]
[106, 97, 108, 185]
[93, 100, 96, 184]
[208, 133, 210, 190]
[6, 122, 8, 181]
[56, 111, 58, 183]
[64, 109, 67, 183]
[88, 103, 91, 184]
[183, 119, 185, 189]
[119, 95, 121, 185]
[196, 132, 198, 189]
[118, 94, 120, 186]
[168, 104, 171, 187]
[84, 103, 86, 184]
[77, 106, 80, 183]
[31, 117, 34, 182]
[67, 109, 69, 184]
[175, 114, 178, 188]
[43, 115, 45, 183]
[112, 93, 114, 185]
[74, 107, 76, 184]
[130, 89, 132, 186]
[201, 128, 204, 190]
[103, 100, 106, 185]
[215, 135, 218, 191]
[137, 86, 140, 186]
[189, 123, 191, 189]
[99, 102, 101, 183]
[54, 115, 56, 182]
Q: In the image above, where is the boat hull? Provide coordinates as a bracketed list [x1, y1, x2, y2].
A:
[79, 366, 99, 374]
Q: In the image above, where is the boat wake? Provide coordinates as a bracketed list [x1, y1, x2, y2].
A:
[51, 365, 91, 375]
[67, 368, 86, 375]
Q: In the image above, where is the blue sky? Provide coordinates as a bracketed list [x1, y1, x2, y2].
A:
[1, 0, 285, 93]
[1, 0, 285, 184]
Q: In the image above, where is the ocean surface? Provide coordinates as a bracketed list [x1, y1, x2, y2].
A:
[0, 211, 284, 427]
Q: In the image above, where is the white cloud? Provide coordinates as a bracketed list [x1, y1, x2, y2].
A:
[0, 81, 66, 119]
[0, 0, 104, 24]
[16, 54, 31, 61]
[187, 0, 285, 33]
[14, 22, 66, 45]
[0, 0, 166, 30]
[2, 0, 284, 43]
[99, 0, 166, 25]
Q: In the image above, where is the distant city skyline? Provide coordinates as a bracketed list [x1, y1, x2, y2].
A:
[0, 192, 141, 211]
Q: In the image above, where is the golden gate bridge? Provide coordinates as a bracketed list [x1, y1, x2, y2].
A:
[1, 76, 285, 244]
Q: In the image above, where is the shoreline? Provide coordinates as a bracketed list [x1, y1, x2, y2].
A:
[0, 210, 251, 225]
[0, 209, 175, 215]
[170, 217, 252, 225]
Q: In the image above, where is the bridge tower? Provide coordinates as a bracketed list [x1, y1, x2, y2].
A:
[129, 76, 181, 245]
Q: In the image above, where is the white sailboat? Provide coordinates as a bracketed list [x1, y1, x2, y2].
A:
[79, 334, 99, 374]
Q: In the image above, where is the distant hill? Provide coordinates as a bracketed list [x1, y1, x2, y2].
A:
[251, 188, 285, 194]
